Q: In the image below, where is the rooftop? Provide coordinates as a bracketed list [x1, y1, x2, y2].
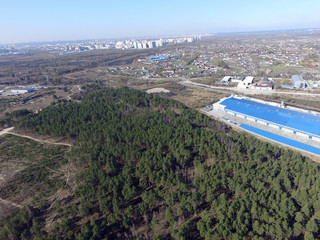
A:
[291, 75, 304, 83]
[220, 97, 320, 137]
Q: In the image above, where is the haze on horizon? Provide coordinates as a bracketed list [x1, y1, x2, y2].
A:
[1, 0, 320, 44]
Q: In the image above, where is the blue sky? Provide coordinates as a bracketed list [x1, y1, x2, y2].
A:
[1, 0, 320, 44]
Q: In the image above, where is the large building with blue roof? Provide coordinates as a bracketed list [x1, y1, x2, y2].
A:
[213, 96, 320, 143]
[150, 55, 168, 61]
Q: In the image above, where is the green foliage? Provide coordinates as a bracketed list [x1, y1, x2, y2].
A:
[0, 208, 34, 240]
[0, 135, 68, 201]
[4, 86, 320, 239]
[6, 109, 33, 119]
[0, 109, 33, 128]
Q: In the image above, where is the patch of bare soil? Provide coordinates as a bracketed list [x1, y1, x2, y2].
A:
[130, 80, 229, 108]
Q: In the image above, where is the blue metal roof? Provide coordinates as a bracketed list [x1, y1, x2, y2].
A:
[220, 97, 320, 137]
[150, 55, 168, 61]
[240, 124, 320, 155]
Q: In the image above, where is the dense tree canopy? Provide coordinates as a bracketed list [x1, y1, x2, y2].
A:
[2, 86, 320, 239]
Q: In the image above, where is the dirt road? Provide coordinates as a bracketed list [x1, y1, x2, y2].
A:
[179, 80, 320, 97]
[0, 197, 23, 209]
[0, 127, 75, 212]
[67, 84, 81, 100]
[0, 127, 14, 136]
[0, 127, 71, 148]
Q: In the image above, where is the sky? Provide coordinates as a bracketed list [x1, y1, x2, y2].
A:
[1, 0, 320, 44]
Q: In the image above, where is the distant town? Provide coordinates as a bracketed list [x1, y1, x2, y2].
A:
[1, 28, 320, 240]
[0, 35, 201, 56]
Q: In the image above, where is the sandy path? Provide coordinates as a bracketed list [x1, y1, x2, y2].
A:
[0, 127, 14, 136]
[0, 127, 74, 211]
[0, 127, 71, 148]
[0, 197, 23, 209]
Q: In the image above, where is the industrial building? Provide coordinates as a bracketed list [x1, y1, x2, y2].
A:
[280, 75, 307, 89]
[231, 76, 245, 82]
[237, 76, 254, 89]
[213, 96, 320, 144]
[10, 88, 35, 95]
[291, 75, 306, 88]
[220, 76, 231, 84]
[252, 77, 274, 90]
[150, 55, 169, 61]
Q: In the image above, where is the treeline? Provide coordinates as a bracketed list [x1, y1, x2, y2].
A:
[0, 109, 33, 129]
[2, 86, 320, 239]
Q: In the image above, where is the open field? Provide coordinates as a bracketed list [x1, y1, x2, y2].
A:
[129, 81, 229, 108]
[0, 48, 156, 86]
[0, 134, 70, 220]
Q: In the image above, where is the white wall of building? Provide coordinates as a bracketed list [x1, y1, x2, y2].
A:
[214, 100, 320, 145]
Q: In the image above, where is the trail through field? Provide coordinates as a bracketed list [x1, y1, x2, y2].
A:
[0, 127, 14, 136]
[5, 131, 72, 148]
[0, 127, 76, 210]
[0, 197, 23, 209]
[67, 84, 81, 100]
[0, 127, 73, 181]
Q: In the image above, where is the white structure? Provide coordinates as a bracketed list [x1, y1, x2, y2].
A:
[137, 42, 143, 49]
[231, 76, 245, 83]
[115, 41, 125, 49]
[141, 41, 148, 49]
[155, 40, 163, 47]
[11, 89, 29, 94]
[237, 76, 254, 89]
[187, 37, 194, 43]
[220, 76, 231, 84]
[10, 88, 34, 95]
[291, 75, 306, 88]
[251, 82, 273, 90]
[243, 76, 254, 85]
[148, 41, 156, 48]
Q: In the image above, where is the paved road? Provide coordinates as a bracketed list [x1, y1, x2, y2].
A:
[179, 80, 320, 97]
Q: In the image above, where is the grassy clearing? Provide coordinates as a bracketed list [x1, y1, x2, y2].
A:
[0, 135, 68, 167]
[0, 134, 69, 206]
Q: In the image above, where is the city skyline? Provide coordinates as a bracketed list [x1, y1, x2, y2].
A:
[1, 0, 320, 44]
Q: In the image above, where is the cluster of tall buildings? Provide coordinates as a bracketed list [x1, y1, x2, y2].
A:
[115, 36, 201, 49]
[0, 36, 202, 54]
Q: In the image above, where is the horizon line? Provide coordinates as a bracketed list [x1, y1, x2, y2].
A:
[1, 27, 320, 46]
